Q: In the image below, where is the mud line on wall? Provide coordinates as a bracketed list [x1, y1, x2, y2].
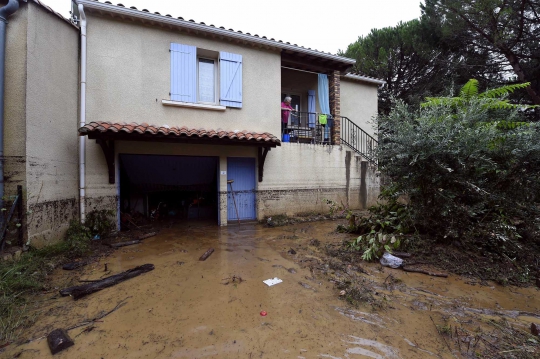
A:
[27, 198, 78, 246]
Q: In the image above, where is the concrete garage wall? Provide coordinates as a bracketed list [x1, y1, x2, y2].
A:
[258, 143, 379, 218]
[340, 78, 379, 137]
[84, 14, 282, 138]
[23, 5, 79, 246]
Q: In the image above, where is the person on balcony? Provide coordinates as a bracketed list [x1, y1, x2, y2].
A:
[281, 96, 295, 135]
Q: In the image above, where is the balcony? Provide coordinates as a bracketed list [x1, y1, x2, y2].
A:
[281, 111, 335, 144]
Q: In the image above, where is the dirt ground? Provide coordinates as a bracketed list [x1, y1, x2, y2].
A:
[3, 220, 540, 358]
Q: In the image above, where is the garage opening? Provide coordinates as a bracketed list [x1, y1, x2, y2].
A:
[119, 154, 219, 229]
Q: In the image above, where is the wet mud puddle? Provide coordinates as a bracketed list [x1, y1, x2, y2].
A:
[4, 221, 540, 358]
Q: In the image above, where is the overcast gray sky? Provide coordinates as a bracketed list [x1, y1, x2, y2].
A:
[42, 0, 424, 54]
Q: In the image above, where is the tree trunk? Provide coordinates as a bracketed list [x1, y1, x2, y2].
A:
[199, 248, 215, 261]
[109, 240, 141, 248]
[504, 51, 540, 105]
[60, 264, 154, 300]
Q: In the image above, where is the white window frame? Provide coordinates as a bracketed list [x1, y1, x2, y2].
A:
[197, 56, 219, 105]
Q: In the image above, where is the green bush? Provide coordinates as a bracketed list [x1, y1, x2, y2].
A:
[373, 82, 540, 255]
[85, 209, 115, 237]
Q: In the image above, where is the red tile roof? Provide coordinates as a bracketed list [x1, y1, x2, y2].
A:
[79, 121, 281, 146]
[75, 0, 356, 66]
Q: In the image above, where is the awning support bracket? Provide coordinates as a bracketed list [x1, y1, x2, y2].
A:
[258, 147, 270, 182]
[96, 138, 115, 184]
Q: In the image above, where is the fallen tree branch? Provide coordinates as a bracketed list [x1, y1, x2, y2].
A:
[199, 248, 214, 261]
[138, 232, 156, 240]
[66, 297, 130, 331]
[391, 251, 412, 258]
[108, 240, 141, 248]
[22, 298, 131, 344]
[60, 264, 154, 300]
[430, 315, 458, 358]
[403, 266, 448, 278]
[63, 260, 92, 271]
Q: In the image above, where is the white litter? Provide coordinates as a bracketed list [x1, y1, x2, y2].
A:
[263, 277, 283, 286]
[380, 252, 404, 268]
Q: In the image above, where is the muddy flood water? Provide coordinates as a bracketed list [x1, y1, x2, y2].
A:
[4, 220, 540, 358]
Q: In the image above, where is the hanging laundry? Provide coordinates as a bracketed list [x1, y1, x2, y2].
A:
[318, 114, 328, 125]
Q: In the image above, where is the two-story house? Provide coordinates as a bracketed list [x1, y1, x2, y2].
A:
[2, 0, 383, 246]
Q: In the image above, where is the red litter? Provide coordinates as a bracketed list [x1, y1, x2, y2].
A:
[260, 311, 267, 316]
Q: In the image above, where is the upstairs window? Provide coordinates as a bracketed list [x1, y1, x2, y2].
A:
[170, 43, 243, 108]
[198, 58, 216, 103]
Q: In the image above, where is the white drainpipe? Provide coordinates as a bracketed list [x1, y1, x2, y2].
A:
[78, 4, 87, 223]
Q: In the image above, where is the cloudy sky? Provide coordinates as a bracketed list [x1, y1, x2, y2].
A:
[41, 0, 424, 54]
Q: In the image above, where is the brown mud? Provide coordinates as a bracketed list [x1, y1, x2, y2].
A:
[2, 220, 540, 358]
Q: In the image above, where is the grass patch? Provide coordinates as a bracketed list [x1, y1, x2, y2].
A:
[0, 220, 91, 344]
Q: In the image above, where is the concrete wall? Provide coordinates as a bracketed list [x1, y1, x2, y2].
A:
[3, 3, 28, 197]
[340, 78, 378, 137]
[85, 14, 282, 137]
[259, 143, 379, 218]
[23, 4, 79, 246]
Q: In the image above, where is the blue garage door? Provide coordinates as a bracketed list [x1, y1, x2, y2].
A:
[227, 157, 256, 221]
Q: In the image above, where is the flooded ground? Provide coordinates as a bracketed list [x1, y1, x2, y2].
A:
[4, 220, 540, 358]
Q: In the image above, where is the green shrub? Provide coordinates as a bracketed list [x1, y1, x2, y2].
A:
[85, 209, 115, 237]
[373, 82, 540, 255]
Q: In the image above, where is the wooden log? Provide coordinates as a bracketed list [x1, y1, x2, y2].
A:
[109, 240, 141, 248]
[62, 260, 90, 271]
[138, 232, 156, 240]
[59, 264, 155, 300]
[402, 266, 448, 278]
[47, 329, 74, 355]
[199, 248, 214, 261]
[391, 251, 412, 259]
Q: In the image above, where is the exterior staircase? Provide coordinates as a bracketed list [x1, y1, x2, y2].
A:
[340, 116, 378, 165]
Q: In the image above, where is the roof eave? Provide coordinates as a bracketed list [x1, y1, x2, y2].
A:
[75, 0, 356, 66]
[342, 74, 386, 86]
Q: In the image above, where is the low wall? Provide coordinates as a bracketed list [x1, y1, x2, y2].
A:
[258, 143, 379, 218]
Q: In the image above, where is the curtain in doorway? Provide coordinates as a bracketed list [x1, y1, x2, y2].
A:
[318, 74, 332, 141]
[318, 74, 330, 115]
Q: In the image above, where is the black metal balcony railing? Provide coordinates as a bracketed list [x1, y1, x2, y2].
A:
[340, 116, 378, 165]
[281, 111, 334, 145]
[280, 112, 378, 165]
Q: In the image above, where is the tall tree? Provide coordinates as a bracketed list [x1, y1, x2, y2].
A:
[422, 0, 540, 105]
[340, 19, 487, 114]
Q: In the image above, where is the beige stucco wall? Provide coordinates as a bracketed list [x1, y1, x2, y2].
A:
[259, 143, 379, 218]
[3, 3, 28, 196]
[340, 78, 378, 137]
[23, 4, 79, 246]
[84, 14, 282, 137]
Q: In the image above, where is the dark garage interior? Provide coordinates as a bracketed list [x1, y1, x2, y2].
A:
[119, 154, 219, 228]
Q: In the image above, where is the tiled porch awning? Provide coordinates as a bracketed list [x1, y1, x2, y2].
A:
[78, 121, 281, 147]
[78, 121, 278, 184]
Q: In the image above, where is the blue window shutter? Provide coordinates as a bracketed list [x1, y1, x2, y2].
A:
[170, 43, 197, 103]
[219, 52, 243, 108]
